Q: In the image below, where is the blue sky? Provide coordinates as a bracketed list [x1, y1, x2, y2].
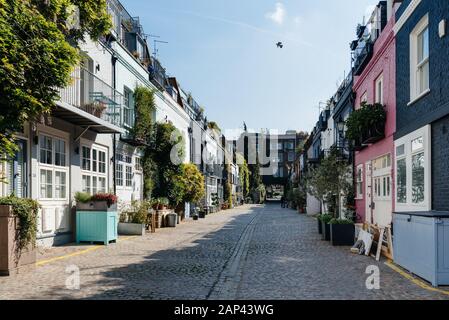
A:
[121, 0, 376, 134]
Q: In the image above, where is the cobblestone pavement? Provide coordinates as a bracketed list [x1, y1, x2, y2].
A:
[0, 204, 448, 300]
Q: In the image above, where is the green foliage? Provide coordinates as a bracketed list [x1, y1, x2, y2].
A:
[345, 102, 386, 141]
[0, 0, 111, 157]
[74, 192, 92, 203]
[256, 184, 266, 204]
[132, 86, 156, 142]
[207, 121, 221, 133]
[237, 154, 250, 198]
[148, 122, 186, 201]
[329, 218, 354, 225]
[0, 196, 39, 250]
[307, 152, 352, 217]
[318, 213, 333, 224]
[123, 200, 150, 224]
[180, 164, 205, 205]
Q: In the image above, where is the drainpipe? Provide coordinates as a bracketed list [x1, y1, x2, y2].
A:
[112, 54, 118, 195]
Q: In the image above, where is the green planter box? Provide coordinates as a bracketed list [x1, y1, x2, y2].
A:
[76, 210, 117, 245]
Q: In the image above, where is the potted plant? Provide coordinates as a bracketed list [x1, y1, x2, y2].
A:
[320, 214, 333, 241]
[0, 196, 39, 276]
[93, 101, 107, 117]
[75, 192, 118, 245]
[329, 218, 355, 246]
[118, 200, 149, 236]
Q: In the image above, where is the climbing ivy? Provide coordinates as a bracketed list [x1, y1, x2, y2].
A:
[0, 196, 39, 251]
[0, 0, 111, 157]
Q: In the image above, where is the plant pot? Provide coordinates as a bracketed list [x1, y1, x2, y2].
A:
[199, 211, 206, 219]
[118, 222, 145, 236]
[0, 205, 37, 276]
[318, 219, 323, 234]
[321, 221, 331, 241]
[193, 215, 199, 221]
[165, 213, 177, 228]
[330, 224, 355, 246]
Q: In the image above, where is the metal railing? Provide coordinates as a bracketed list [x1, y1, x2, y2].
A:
[58, 66, 124, 127]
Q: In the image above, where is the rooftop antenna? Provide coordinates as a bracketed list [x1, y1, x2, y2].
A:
[153, 39, 168, 58]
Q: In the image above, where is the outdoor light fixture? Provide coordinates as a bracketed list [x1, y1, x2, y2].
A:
[337, 117, 345, 136]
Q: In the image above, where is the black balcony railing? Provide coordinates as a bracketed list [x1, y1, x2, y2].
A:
[353, 42, 373, 76]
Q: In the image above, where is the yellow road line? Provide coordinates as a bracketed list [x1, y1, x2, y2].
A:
[36, 236, 137, 267]
[385, 261, 449, 296]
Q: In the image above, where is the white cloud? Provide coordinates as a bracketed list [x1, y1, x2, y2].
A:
[265, 3, 286, 25]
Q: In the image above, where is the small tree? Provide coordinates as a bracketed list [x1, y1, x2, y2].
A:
[237, 154, 250, 199]
[307, 152, 352, 217]
[180, 163, 205, 205]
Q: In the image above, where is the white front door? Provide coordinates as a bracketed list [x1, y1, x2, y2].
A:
[133, 172, 143, 201]
[37, 132, 70, 237]
[372, 154, 393, 227]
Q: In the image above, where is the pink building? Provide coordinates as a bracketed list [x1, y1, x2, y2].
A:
[352, 1, 398, 226]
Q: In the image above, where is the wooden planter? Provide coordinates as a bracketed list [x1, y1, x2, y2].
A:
[330, 224, 355, 246]
[76, 202, 118, 245]
[0, 205, 37, 276]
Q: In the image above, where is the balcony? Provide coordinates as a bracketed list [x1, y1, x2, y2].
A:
[353, 41, 374, 76]
[149, 58, 167, 90]
[56, 67, 125, 134]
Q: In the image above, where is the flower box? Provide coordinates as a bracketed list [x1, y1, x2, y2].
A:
[0, 205, 37, 276]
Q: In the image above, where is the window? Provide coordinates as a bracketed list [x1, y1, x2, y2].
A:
[81, 144, 108, 194]
[277, 143, 283, 150]
[356, 165, 363, 199]
[288, 152, 295, 162]
[285, 142, 294, 150]
[38, 134, 68, 200]
[40, 169, 52, 199]
[410, 15, 429, 101]
[40, 135, 53, 165]
[55, 171, 67, 199]
[375, 75, 384, 104]
[278, 153, 284, 163]
[116, 163, 123, 187]
[395, 126, 430, 211]
[135, 157, 142, 171]
[125, 166, 133, 187]
[124, 87, 134, 128]
[360, 92, 368, 105]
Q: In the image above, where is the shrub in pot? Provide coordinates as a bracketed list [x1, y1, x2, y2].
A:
[320, 214, 333, 241]
[118, 200, 149, 236]
[75, 192, 118, 245]
[316, 215, 323, 234]
[329, 218, 355, 246]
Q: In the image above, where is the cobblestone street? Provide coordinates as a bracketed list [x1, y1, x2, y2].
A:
[0, 204, 448, 300]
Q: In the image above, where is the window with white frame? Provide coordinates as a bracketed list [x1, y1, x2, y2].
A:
[410, 14, 429, 101]
[116, 163, 123, 187]
[356, 165, 363, 199]
[395, 126, 430, 211]
[38, 134, 68, 200]
[135, 157, 142, 171]
[375, 74, 384, 104]
[116, 152, 133, 189]
[360, 92, 368, 105]
[81, 144, 107, 194]
[288, 152, 295, 162]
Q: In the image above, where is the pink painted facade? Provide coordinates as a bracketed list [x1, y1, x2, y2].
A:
[353, 15, 396, 226]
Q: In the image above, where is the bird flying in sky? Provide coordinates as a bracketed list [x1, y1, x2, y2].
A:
[276, 42, 283, 48]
